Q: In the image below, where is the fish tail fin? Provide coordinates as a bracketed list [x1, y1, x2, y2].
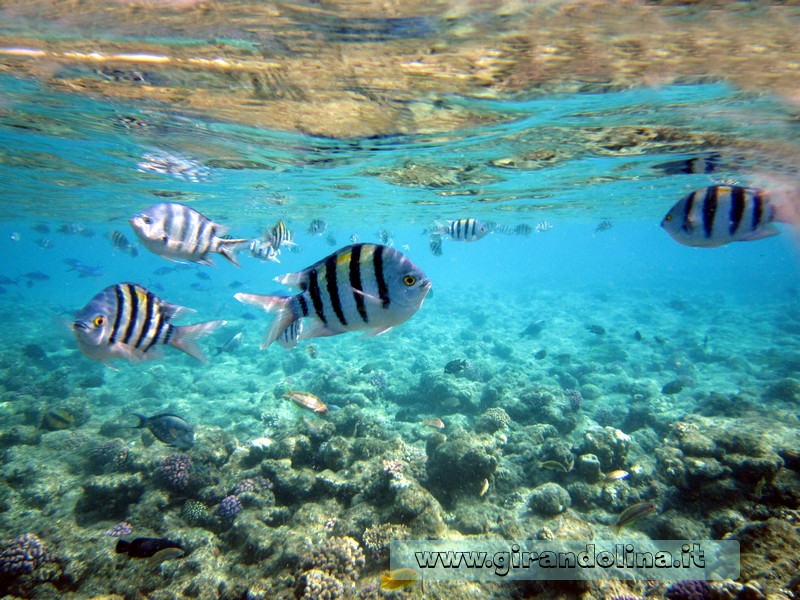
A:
[380, 572, 394, 591]
[169, 320, 227, 362]
[234, 293, 298, 349]
[133, 413, 148, 428]
[217, 239, 249, 268]
[115, 539, 130, 554]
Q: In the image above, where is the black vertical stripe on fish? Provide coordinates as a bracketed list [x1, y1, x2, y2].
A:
[308, 269, 327, 325]
[729, 186, 746, 235]
[681, 191, 695, 233]
[134, 290, 155, 348]
[162, 323, 174, 346]
[374, 245, 390, 308]
[121, 283, 140, 345]
[752, 190, 764, 230]
[702, 187, 718, 239]
[471, 219, 477, 238]
[325, 254, 347, 326]
[349, 244, 368, 323]
[297, 294, 309, 317]
[110, 284, 126, 343]
[144, 309, 166, 351]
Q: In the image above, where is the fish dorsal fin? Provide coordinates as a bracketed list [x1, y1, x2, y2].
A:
[274, 270, 309, 290]
[159, 300, 195, 320]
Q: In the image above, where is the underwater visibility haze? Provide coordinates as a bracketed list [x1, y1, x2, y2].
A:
[1, 1, 800, 598]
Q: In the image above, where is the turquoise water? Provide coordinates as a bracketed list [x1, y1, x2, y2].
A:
[2, 68, 800, 598]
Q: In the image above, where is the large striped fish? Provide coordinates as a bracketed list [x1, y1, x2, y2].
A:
[73, 283, 225, 367]
[661, 185, 793, 247]
[130, 203, 247, 266]
[235, 244, 430, 349]
[434, 218, 489, 242]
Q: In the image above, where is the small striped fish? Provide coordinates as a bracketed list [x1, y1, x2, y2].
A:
[661, 185, 789, 247]
[249, 238, 280, 263]
[235, 244, 430, 349]
[268, 220, 293, 249]
[130, 203, 247, 266]
[73, 282, 225, 368]
[435, 218, 489, 242]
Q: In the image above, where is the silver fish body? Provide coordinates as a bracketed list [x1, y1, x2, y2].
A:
[73, 282, 225, 367]
[661, 185, 780, 247]
[277, 319, 303, 349]
[249, 238, 280, 262]
[235, 244, 430, 349]
[130, 203, 247, 266]
[436, 218, 489, 242]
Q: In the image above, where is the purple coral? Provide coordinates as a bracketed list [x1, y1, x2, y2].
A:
[156, 453, 192, 492]
[564, 388, 583, 411]
[215, 495, 243, 520]
[0, 533, 51, 576]
[665, 580, 711, 600]
[230, 476, 272, 496]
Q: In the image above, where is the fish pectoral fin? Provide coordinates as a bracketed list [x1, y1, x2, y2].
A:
[160, 300, 196, 320]
[301, 320, 339, 341]
[740, 224, 780, 241]
[196, 257, 216, 267]
[273, 270, 307, 290]
[362, 326, 393, 337]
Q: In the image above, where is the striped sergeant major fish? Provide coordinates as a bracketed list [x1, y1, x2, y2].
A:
[277, 318, 303, 349]
[249, 238, 280, 263]
[434, 218, 489, 242]
[661, 184, 794, 247]
[72, 282, 225, 368]
[235, 244, 430, 349]
[268, 220, 294, 249]
[130, 203, 247, 267]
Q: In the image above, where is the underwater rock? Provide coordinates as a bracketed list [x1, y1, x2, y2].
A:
[664, 579, 710, 600]
[362, 523, 410, 561]
[577, 454, 602, 483]
[528, 482, 571, 516]
[536, 438, 575, 473]
[74, 473, 145, 523]
[579, 427, 631, 471]
[415, 370, 481, 414]
[425, 430, 499, 506]
[317, 436, 352, 472]
[579, 384, 602, 401]
[565, 482, 599, 509]
[298, 536, 365, 582]
[386, 484, 446, 534]
[763, 378, 800, 403]
[474, 407, 511, 434]
[732, 519, 800, 595]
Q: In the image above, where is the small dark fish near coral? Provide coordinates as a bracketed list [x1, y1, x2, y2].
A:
[586, 324, 606, 335]
[534, 349, 547, 360]
[444, 358, 469, 375]
[661, 380, 685, 395]
[520, 319, 545, 338]
[134, 413, 195, 450]
[613, 501, 657, 535]
[116, 537, 184, 564]
[594, 220, 614, 234]
[41, 406, 77, 431]
[214, 331, 243, 356]
[308, 219, 328, 235]
[64, 258, 103, 278]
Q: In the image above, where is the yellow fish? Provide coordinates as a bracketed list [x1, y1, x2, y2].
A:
[381, 568, 419, 591]
[282, 389, 328, 414]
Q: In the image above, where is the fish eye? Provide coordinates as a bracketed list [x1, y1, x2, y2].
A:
[403, 275, 416, 286]
[141, 216, 152, 225]
[664, 214, 672, 222]
[93, 315, 105, 327]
